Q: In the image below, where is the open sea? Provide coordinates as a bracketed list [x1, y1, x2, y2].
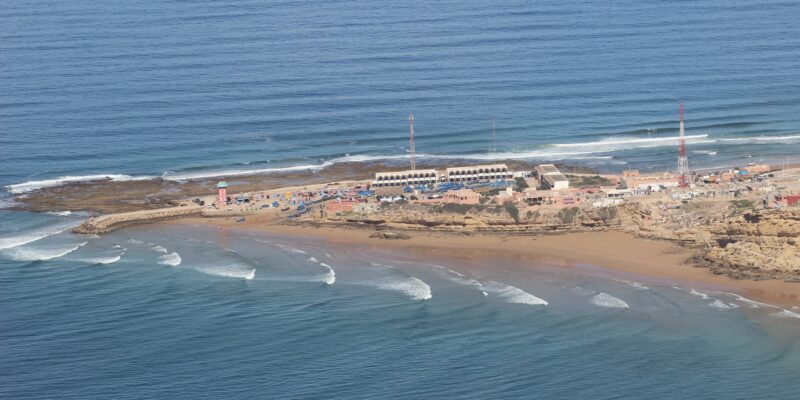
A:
[2, 0, 800, 398]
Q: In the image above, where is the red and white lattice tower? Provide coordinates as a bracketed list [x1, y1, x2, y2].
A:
[409, 113, 416, 171]
[678, 103, 690, 187]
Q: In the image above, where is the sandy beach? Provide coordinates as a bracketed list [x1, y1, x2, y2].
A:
[173, 215, 800, 308]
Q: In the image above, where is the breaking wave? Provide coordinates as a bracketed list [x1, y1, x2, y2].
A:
[483, 281, 548, 305]
[319, 262, 336, 285]
[591, 293, 629, 309]
[377, 277, 432, 300]
[275, 243, 307, 254]
[709, 299, 739, 309]
[0, 220, 81, 251]
[614, 279, 649, 290]
[83, 253, 123, 265]
[158, 252, 182, 267]
[196, 265, 256, 280]
[152, 245, 168, 254]
[3, 241, 87, 261]
[7, 132, 800, 190]
[772, 309, 800, 320]
[6, 174, 154, 194]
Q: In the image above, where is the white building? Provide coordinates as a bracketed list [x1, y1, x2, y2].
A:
[444, 164, 513, 183]
[372, 169, 438, 187]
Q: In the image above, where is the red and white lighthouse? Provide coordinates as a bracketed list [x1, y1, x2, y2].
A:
[217, 181, 228, 205]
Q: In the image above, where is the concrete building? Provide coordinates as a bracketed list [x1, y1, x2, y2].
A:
[443, 189, 481, 205]
[535, 164, 569, 190]
[444, 164, 513, 183]
[623, 173, 678, 191]
[372, 169, 438, 187]
[541, 173, 569, 190]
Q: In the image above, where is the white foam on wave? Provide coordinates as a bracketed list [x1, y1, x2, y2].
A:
[6, 174, 154, 194]
[47, 211, 72, 216]
[772, 309, 800, 320]
[307, 257, 319, 263]
[718, 134, 800, 144]
[591, 293, 629, 309]
[162, 164, 328, 181]
[553, 134, 711, 150]
[377, 276, 432, 300]
[690, 289, 711, 300]
[158, 252, 182, 267]
[319, 262, 336, 285]
[152, 245, 168, 254]
[483, 281, 548, 306]
[196, 265, 256, 280]
[275, 243, 306, 254]
[83, 252, 124, 265]
[725, 293, 775, 309]
[4, 241, 87, 261]
[709, 299, 739, 309]
[0, 220, 81, 251]
[614, 279, 649, 290]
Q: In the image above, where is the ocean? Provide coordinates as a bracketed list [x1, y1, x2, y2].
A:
[2, 0, 800, 398]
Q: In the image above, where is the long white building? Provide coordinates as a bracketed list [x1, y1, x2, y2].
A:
[372, 164, 515, 187]
[372, 169, 438, 187]
[444, 164, 513, 183]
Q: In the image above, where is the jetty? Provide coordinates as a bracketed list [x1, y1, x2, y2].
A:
[73, 205, 203, 234]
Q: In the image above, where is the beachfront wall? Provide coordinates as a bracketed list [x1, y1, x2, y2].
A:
[444, 164, 512, 183]
[372, 169, 438, 187]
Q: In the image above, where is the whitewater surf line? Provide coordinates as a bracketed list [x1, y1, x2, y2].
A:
[10, 132, 795, 192]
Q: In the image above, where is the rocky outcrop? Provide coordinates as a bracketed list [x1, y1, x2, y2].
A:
[322, 204, 622, 233]
[701, 209, 800, 280]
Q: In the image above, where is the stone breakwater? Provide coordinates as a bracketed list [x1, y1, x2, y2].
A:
[73, 206, 203, 234]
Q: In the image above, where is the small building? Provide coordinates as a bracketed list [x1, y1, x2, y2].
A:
[326, 200, 359, 214]
[536, 164, 561, 177]
[541, 173, 569, 190]
[601, 189, 632, 199]
[443, 189, 481, 205]
[773, 194, 800, 208]
[744, 164, 770, 175]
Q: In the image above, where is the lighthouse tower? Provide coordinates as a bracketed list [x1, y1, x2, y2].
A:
[217, 181, 228, 205]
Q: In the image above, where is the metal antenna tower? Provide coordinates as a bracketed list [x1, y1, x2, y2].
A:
[492, 118, 497, 153]
[409, 113, 416, 171]
[678, 103, 690, 187]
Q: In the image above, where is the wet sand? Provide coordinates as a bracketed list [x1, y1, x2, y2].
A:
[174, 216, 800, 307]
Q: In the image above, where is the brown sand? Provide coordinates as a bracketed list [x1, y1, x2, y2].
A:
[174, 215, 800, 307]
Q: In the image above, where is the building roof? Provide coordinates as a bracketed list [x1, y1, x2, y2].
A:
[543, 173, 568, 183]
[537, 164, 561, 174]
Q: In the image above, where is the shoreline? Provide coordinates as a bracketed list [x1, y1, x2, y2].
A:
[173, 216, 800, 308]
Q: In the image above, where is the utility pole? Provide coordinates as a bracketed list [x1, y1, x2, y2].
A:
[409, 113, 416, 171]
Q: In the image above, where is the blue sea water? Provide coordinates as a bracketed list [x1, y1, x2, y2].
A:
[3, 1, 800, 398]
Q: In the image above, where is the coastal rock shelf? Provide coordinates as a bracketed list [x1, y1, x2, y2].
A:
[73, 206, 203, 234]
